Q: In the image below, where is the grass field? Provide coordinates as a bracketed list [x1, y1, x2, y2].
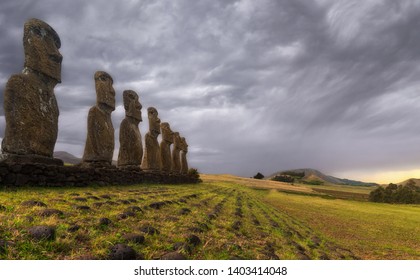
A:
[0, 174, 419, 260]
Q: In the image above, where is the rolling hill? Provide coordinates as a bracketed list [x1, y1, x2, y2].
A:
[53, 151, 81, 165]
[268, 168, 378, 187]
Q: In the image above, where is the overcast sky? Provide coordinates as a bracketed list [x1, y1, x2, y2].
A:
[2, 0, 420, 183]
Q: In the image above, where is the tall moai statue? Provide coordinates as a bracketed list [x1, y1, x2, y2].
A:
[141, 107, 161, 171]
[81, 71, 115, 167]
[117, 90, 143, 170]
[160, 122, 174, 173]
[1, 18, 63, 165]
[171, 132, 182, 174]
[180, 137, 189, 175]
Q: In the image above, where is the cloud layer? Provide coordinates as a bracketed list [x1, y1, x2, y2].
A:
[1, 0, 420, 180]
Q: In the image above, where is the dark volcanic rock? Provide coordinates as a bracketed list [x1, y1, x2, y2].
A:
[73, 197, 87, 202]
[126, 206, 142, 213]
[21, 200, 47, 207]
[68, 225, 81, 232]
[179, 208, 191, 215]
[139, 226, 160, 235]
[38, 208, 63, 217]
[93, 202, 105, 208]
[99, 218, 112, 226]
[186, 234, 201, 247]
[0, 240, 9, 254]
[122, 233, 145, 244]
[100, 194, 112, 199]
[28, 225, 55, 241]
[74, 205, 91, 211]
[149, 202, 165, 209]
[109, 244, 137, 260]
[117, 199, 131, 205]
[161, 252, 186, 260]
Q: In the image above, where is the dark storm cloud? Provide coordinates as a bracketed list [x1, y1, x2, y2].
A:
[1, 0, 420, 180]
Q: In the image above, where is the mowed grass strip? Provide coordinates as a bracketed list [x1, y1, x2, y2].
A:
[263, 190, 420, 259]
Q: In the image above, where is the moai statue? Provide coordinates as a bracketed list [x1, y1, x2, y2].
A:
[140, 107, 161, 171]
[81, 71, 115, 167]
[117, 90, 142, 170]
[180, 137, 189, 175]
[171, 132, 182, 174]
[160, 122, 174, 173]
[1, 18, 63, 165]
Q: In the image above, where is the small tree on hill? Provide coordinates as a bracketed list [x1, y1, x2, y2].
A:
[253, 172, 264, 179]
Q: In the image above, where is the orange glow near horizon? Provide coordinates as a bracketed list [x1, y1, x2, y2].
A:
[334, 169, 420, 185]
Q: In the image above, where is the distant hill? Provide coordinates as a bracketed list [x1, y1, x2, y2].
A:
[268, 168, 378, 187]
[54, 151, 81, 165]
[397, 178, 420, 186]
[54, 151, 118, 165]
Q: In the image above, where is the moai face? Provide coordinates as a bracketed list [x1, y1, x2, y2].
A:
[147, 107, 161, 138]
[173, 132, 181, 148]
[161, 122, 174, 143]
[181, 137, 188, 152]
[23, 18, 62, 82]
[123, 90, 142, 121]
[95, 71, 115, 113]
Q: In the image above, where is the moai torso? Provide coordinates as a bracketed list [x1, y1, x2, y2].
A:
[141, 107, 161, 171]
[160, 122, 174, 173]
[1, 18, 63, 165]
[180, 137, 188, 175]
[82, 71, 115, 166]
[117, 90, 143, 169]
[171, 132, 182, 174]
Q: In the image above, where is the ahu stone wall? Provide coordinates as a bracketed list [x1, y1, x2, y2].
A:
[0, 163, 199, 187]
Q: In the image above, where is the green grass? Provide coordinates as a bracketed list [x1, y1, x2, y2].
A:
[1, 174, 419, 260]
[0, 181, 355, 260]
[263, 189, 420, 259]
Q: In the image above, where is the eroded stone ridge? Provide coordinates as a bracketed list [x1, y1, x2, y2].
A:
[180, 137, 189, 175]
[81, 71, 115, 167]
[141, 107, 161, 171]
[1, 18, 63, 166]
[160, 122, 174, 173]
[117, 90, 143, 169]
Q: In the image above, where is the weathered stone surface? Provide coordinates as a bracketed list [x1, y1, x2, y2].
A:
[1, 19, 63, 165]
[186, 234, 201, 247]
[139, 225, 160, 235]
[81, 71, 115, 167]
[109, 244, 137, 260]
[117, 90, 143, 169]
[68, 225, 80, 232]
[180, 137, 189, 175]
[160, 122, 174, 173]
[28, 225, 55, 240]
[0, 162, 199, 187]
[141, 107, 161, 171]
[122, 233, 145, 244]
[161, 252, 186, 260]
[21, 200, 47, 207]
[171, 132, 182, 174]
[38, 208, 63, 217]
[99, 217, 112, 226]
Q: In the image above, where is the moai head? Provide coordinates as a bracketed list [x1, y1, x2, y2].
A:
[123, 90, 142, 121]
[161, 122, 174, 144]
[147, 107, 161, 138]
[181, 137, 188, 153]
[94, 71, 115, 113]
[23, 18, 62, 82]
[173, 132, 181, 148]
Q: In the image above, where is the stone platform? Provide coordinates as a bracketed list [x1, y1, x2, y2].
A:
[0, 163, 199, 187]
